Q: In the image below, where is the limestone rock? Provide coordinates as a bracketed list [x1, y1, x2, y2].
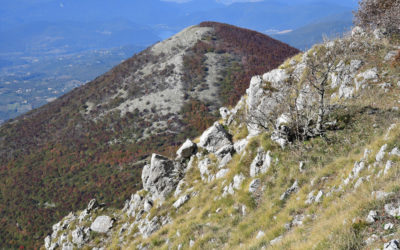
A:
[90, 215, 114, 233]
[384, 223, 394, 230]
[366, 210, 378, 224]
[72, 226, 90, 246]
[233, 138, 248, 153]
[280, 180, 299, 201]
[384, 240, 400, 250]
[142, 154, 183, 200]
[219, 107, 230, 120]
[376, 144, 388, 162]
[216, 169, 229, 179]
[138, 216, 161, 238]
[351, 26, 365, 37]
[385, 203, 400, 217]
[218, 153, 232, 169]
[173, 194, 190, 209]
[249, 179, 261, 194]
[198, 122, 232, 153]
[215, 144, 235, 159]
[250, 148, 271, 177]
[390, 147, 400, 156]
[61, 242, 73, 250]
[256, 231, 265, 239]
[270, 235, 283, 245]
[176, 139, 197, 159]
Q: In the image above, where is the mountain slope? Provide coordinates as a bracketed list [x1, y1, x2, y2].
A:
[0, 22, 298, 248]
[43, 26, 400, 250]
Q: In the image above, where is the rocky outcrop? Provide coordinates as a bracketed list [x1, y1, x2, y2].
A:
[142, 154, 184, 201]
[90, 216, 114, 233]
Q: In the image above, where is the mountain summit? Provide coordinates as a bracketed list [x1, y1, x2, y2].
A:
[0, 22, 298, 248]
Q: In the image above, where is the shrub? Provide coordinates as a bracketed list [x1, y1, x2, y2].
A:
[354, 0, 400, 35]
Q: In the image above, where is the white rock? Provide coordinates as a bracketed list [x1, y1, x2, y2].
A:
[366, 210, 378, 224]
[174, 180, 186, 197]
[385, 203, 400, 217]
[176, 139, 197, 159]
[384, 239, 400, 250]
[270, 235, 283, 245]
[384, 160, 393, 175]
[173, 194, 190, 209]
[280, 180, 299, 201]
[143, 199, 153, 212]
[365, 234, 379, 245]
[233, 139, 248, 153]
[262, 69, 288, 86]
[385, 51, 398, 61]
[351, 26, 365, 37]
[190, 239, 195, 247]
[90, 215, 114, 233]
[249, 179, 261, 194]
[44, 235, 51, 249]
[233, 174, 246, 190]
[376, 144, 388, 162]
[305, 191, 316, 205]
[250, 148, 271, 177]
[372, 191, 393, 200]
[61, 242, 73, 250]
[216, 169, 229, 179]
[384, 223, 395, 230]
[299, 162, 305, 172]
[142, 154, 183, 200]
[220, 107, 230, 120]
[256, 231, 265, 239]
[315, 190, 324, 203]
[198, 122, 232, 153]
[218, 153, 232, 169]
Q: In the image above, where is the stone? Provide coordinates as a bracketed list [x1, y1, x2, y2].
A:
[198, 122, 232, 153]
[176, 139, 197, 159]
[142, 154, 183, 200]
[234, 138, 248, 153]
[384, 223, 394, 230]
[365, 234, 379, 245]
[215, 144, 234, 159]
[233, 174, 246, 190]
[174, 180, 186, 197]
[44, 235, 51, 249]
[198, 158, 211, 181]
[250, 148, 271, 177]
[390, 147, 400, 156]
[256, 231, 265, 239]
[280, 180, 299, 201]
[249, 179, 261, 194]
[218, 153, 232, 169]
[270, 235, 283, 245]
[216, 169, 229, 179]
[139, 216, 160, 238]
[385, 51, 398, 61]
[384, 240, 400, 250]
[376, 144, 388, 162]
[72, 226, 89, 246]
[366, 210, 378, 224]
[372, 191, 393, 200]
[173, 194, 190, 209]
[350, 60, 363, 73]
[384, 160, 393, 175]
[219, 107, 230, 120]
[374, 28, 385, 39]
[125, 193, 143, 217]
[90, 215, 114, 233]
[315, 190, 324, 203]
[262, 69, 288, 86]
[385, 203, 400, 217]
[292, 214, 305, 226]
[61, 242, 73, 250]
[305, 191, 316, 205]
[143, 199, 153, 212]
[87, 199, 99, 211]
[190, 240, 195, 247]
[299, 162, 305, 172]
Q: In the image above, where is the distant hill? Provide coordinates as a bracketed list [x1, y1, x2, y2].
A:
[0, 22, 299, 248]
[272, 11, 354, 50]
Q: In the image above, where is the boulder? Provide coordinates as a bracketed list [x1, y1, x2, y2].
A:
[90, 215, 114, 233]
[216, 169, 229, 179]
[390, 147, 400, 156]
[215, 144, 235, 159]
[218, 153, 232, 169]
[198, 122, 232, 153]
[72, 226, 89, 246]
[138, 216, 161, 238]
[176, 139, 197, 159]
[173, 194, 190, 209]
[233, 174, 245, 190]
[142, 154, 183, 200]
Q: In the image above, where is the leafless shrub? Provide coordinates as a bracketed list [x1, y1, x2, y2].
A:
[354, 0, 400, 36]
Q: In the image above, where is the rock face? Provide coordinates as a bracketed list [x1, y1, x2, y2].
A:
[90, 216, 114, 233]
[176, 139, 197, 159]
[198, 122, 233, 153]
[142, 154, 183, 200]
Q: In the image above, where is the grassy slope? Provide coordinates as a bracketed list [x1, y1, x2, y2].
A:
[86, 34, 400, 249]
[0, 23, 299, 248]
